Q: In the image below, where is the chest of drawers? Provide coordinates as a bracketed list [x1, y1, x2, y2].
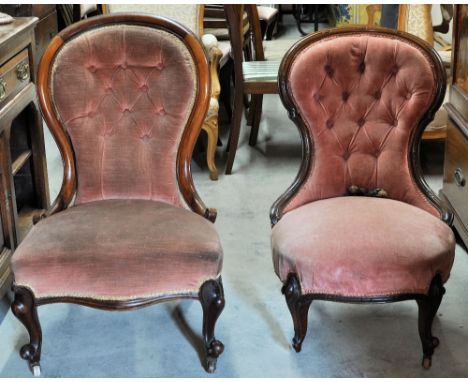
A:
[0, 17, 50, 298]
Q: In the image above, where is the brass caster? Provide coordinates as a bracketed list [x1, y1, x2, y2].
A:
[422, 356, 432, 369]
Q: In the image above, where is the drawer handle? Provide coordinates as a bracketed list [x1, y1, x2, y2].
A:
[455, 168, 466, 187]
[16, 62, 29, 81]
[0, 77, 6, 101]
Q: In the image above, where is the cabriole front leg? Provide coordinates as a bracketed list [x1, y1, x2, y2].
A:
[282, 275, 312, 352]
[417, 275, 445, 369]
[199, 278, 225, 373]
[11, 286, 42, 376]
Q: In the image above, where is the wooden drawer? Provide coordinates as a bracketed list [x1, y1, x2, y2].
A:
[0, 48, 30, 106]
[442, 118, 468, 220]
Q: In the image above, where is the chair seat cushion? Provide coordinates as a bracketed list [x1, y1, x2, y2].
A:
[257, 6, 278, 22]
[272, 197, 455, 298]
[12, 200, 223, 301]
[243, 61, 280, 82]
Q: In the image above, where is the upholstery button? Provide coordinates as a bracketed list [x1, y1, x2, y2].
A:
[358, 62, 366, 73]
[122, 107, 131, 113]
[324, 64, 334, 77]
[155, 107, 165, 115]
[342, 91, 350, 102]
[406, 92, 412, 100]
[391, 66, 399, 75]
[357, 118, 365, 127]
[314, 93, 322, 103]
[156, 62, 165, 70]
[87, 65, 96, 73]
[326, 119, 334, 129]
[374, 90, 381, 100]
[140, 84, 149, 92]
[343, 151, 350, 160]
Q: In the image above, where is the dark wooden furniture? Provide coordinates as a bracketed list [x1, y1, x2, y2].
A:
[441, 4, 468, 249]
[273, 26, 453, 369]
[0, 18, 49, 300]
[0, 5, 58, 75]
[10, 14, 224, 375]
[224, 5, 279, 174]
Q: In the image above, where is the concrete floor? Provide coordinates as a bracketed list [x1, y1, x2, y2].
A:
[1, 15, 468, 377]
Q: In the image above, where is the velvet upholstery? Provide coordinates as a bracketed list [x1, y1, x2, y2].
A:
[272, 197, 455, 297]
[51, 24, 196, 206]
[12, 200, 222, 300]
[284, 32, 440, 216]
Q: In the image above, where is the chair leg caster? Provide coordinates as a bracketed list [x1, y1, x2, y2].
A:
[422, 356, 432, 370]
[283, 275, 312, 354]
[199, 279, 225, 373]
[32, 364, 41, 377]
[205, 339, 224, 373]
[292, 337, 303, 353]
[417, 275, 444, 369]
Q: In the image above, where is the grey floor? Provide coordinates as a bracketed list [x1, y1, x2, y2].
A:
[1, 16, 468, 378]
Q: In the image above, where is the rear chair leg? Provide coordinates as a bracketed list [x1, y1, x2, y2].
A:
[11, 286, 42, 376]
[282, 275, 312, 352]
[417, 275, 445, 369]
[199, 278, 225, 373]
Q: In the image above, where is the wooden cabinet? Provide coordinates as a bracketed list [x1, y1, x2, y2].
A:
[441, 5, 468, 248]
[0, 5, 58, 74]
[0, 18, 50, 298]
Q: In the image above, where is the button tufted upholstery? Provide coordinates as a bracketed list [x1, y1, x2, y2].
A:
[284, 32, 440, 216]
[51, 24, 196, 206]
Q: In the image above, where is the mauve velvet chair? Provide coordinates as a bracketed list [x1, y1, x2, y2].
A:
[272, 27, 455, 369]
[10, 14, 225, 375]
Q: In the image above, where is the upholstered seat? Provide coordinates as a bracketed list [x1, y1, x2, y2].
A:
[12, 200, 223, 300]
[272, 196, 455, 298]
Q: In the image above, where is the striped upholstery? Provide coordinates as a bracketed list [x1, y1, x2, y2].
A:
[243, 61, 280, 82]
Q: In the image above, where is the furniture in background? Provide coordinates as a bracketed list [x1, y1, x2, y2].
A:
[104, 4, 222, 180]
[441, 4, 468, 250]
[0, 5, 58, 75]
[224, 5, 297, 174]
[10, 14, 224, 375]
[257, 5, 279, 40]
[56, 4, 101, 29]
[272, 27, 455, 369]
[397, 4, 453, 141]
[0, 18, 50, 300]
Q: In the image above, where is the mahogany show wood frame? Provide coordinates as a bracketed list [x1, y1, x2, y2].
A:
[10, 14, 224, 375]
[272, 26, 452, 369]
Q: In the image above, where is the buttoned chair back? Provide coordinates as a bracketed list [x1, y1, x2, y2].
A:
[273, 27, 447, 223]
[39, 14, 210, 211]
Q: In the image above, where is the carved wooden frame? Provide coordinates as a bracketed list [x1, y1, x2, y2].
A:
[272, 27, 452, 369]
[11, 14, 224, 375]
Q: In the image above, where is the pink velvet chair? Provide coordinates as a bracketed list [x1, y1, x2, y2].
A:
[272, 27, 455, 369]
[10, 14, 224, 375]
